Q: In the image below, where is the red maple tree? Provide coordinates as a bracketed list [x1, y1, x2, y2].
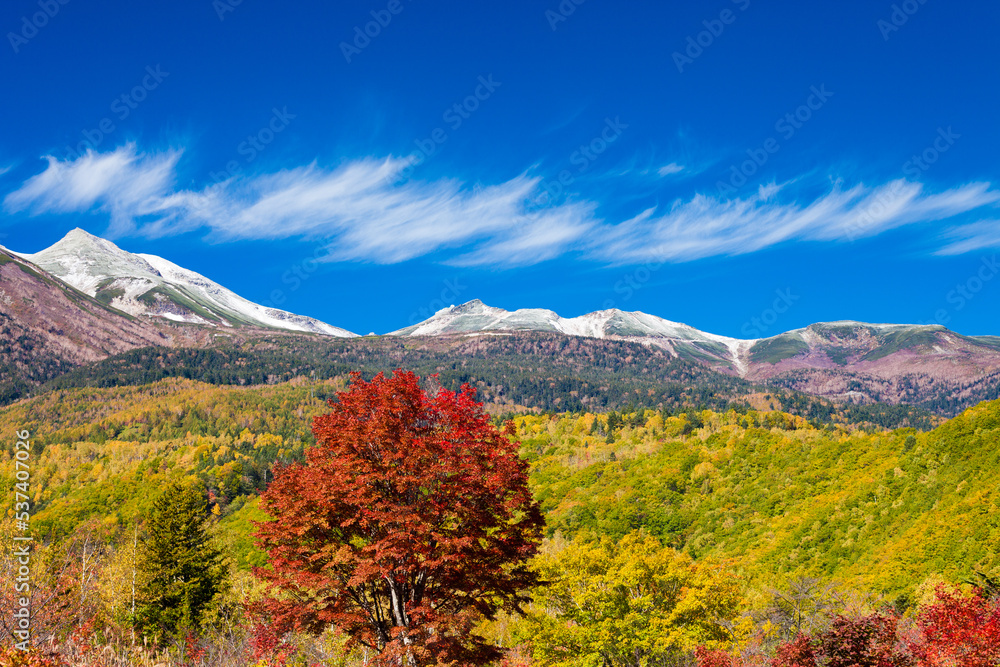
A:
[766, 614, 910, 667]
[817, 614, 910, 667]
[908, 587, 1000, 667]
[770, 635, 816, 667]
[253, 370, 545, 666]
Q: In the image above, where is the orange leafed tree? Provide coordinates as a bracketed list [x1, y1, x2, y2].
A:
[254, 370, 545, 666]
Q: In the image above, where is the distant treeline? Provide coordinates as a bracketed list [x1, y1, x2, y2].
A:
[35, 333, 939, 431]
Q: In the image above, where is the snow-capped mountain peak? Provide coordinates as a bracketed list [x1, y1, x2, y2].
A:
[16, 228, 163, 293]
[392, 299, 744, 342]
[14, 229, 357, 337]
[388, 299, 753, 372]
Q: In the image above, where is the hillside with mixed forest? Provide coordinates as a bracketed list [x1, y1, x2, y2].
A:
[2, 377, 995, 594]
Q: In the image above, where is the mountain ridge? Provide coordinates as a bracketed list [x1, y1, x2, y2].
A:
[392, 299, 1000, 410]
[0, 244, 217, 402]
[13, 230, 999, 346]
[14, 228, 357, 337]
[4, 229, 1000, 414]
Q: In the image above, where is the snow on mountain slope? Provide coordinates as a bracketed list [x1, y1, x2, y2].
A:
[136, 253, 357, 336]
[391, 299, 740, 341]
[391, 300, 518, 336]
[389, 299, 754, 371]
[15, 228, 357, 337]
[388, 301, 1000, 386]
[14, 228, 162, 295]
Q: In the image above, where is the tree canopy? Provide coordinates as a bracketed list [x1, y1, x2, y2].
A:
[254, 370, 545, 666]
[137, 481, 226, 638]
[521, 531, 744, 667]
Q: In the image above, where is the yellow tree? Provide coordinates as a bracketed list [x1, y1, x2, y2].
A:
[520, 531, 744, 667]
[97, 524, 146, 631]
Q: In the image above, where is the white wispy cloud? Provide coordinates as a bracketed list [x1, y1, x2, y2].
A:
[590, 179, 1000, 263]
[4, 144, 999, 266]
[937, 220, 1000, 256]
[4, 146, 183, 235]
[3, 145, 594, 266]
[657, 163, 685, 177]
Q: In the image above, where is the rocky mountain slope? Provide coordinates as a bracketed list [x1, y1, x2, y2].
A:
[2, 230, 999, 416]
[14, 228, 356, 337]
[747, 322, 1000, 413]
[0, 246, 213, 402]
[395, 300, 1000, 413]
[390, 299, 751, 370]
[0, 230, 356, 403]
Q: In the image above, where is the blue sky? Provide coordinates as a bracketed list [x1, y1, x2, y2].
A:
[2, 0, 999, 337]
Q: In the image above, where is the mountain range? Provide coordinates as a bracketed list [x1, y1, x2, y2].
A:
[15, 228, 355, 337]
[2, 228, 1000, 414]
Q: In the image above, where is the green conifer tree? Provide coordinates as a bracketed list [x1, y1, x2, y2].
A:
[606, 411, 622, 432]
[137, 481, 227, 638]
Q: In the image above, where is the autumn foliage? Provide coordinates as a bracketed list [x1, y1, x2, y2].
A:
[908, 587, 1000, 667]
[0, 645, 66, 667]
[696, 588, 1000, 667]
[253, 370, 545, 666]
[810, 614, 910, 667]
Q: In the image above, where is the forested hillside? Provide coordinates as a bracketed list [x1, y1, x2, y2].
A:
[35, 335, 940, 431]
[0, 378, 993, 593]
[520, 404, 1000, 597]
[37, 334, 752, 414]
[0, 378, 334, 539]
[0, 376, 997, 665]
